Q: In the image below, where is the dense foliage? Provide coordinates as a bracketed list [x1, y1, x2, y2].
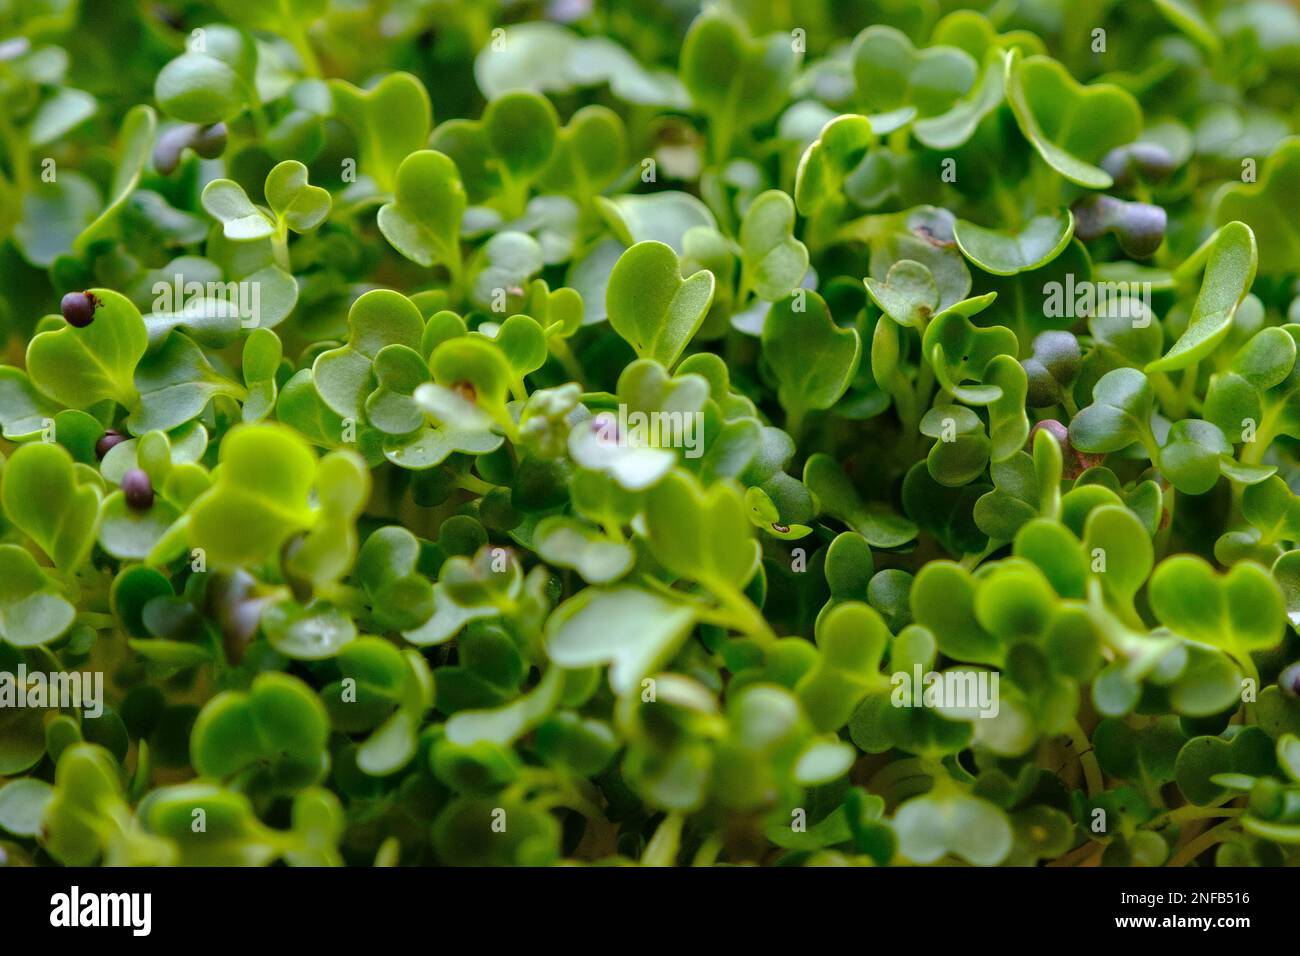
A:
[3, 0, 1300, 868]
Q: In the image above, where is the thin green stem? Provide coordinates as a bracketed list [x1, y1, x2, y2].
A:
[1146, 803, 1241, 831]
[548, 337, 585, 385]
[784, 403, 808, 444]
[1177, 359, 1199, 417]
[280, 3, 323, 77]
[0, 105, 31, 193]
[271, 225, 292, 272]
[1149, 370, 1182, 419]
[1167, 819, 1239, 867]
[453, 472, 498, 496]
[1064, 719, 1104, 798]
[642, 813, 685, 867]
[711, 582, 777, 647]
[691, 833, 723, 867]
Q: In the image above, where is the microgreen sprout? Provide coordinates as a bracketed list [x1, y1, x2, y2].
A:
[0, 0, 1299, 873]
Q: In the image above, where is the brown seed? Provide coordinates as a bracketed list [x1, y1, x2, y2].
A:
[95, 429, 127, 460]
[61, 291, 97, 328]
[121, 468, 154, 511]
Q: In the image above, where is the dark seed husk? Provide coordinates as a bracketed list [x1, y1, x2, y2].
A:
[95, 428, 127, 460]
[122, 468, 154, 510]
[61, 291, 97, 328]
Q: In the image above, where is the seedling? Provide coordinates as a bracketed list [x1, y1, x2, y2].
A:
[0, 0, 1297, 871]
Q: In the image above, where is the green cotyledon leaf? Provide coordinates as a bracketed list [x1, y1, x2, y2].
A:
[680, 10, 800, 162]
[329, 72, 432, 193]
[606, 240, 715, 368]
[546, 586, 697, 695]
[1, 441, 101, 572]
[0, 544, 77, 645]
[27, 288, 148, 409]
[1004, 49, 1142, 189]
[794, 114, 875, 217]
[1149, 555, 1285, 659]
[1146, 221, 1258, 374]
[190, 671, 329, 784]
[644, 469, 760, 596]
[1214, 137, 1300, 275]
[186, 423, 317, 569]
[852, 26, 976, 118]
[264, 160, 331, 233]
[73, 105, 157, 253]
[12, 0, 1300, 873]
[313, 289, 424, 421]
[761, 290, 861, 416]
[952, 210, 1074, 276]
[377, 150, 466, 271]
[739, 190, 808, 302]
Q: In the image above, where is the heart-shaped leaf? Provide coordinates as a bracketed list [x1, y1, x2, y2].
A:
[761, 290, 861, 416]
[378, 150, 466, 271]
[606, 240, 715, 368]
[190, 672, 329, 786]
[913, 53, 1006, 150]
[645, 470, 759, 596]
[264, 160, 331, 233]
[129, 331, 245, 434]
[0, 368, 58, 441]
[920, 405, 991, 487]
[482, 91, 559, 203]
[852, 26, 977, 118]
[0, 545, 77, 646]
[329, 72, 432, 193]
[1174, 727, 1275, 805]
[355, 526, 434, 632]
[1, 442, 101, 572]
[201, 178, 275, 241]
[796, 601, 889, 732]
[739, 190, 808, 302]
[428, 336, 515, 429]
[1146, 221, 1257, 374]
[364, 344, 428, 436]
[1214, 137, 1300, 275]
[894, 787, 1013, 865]
[805, 453, 919, 548]
[546, 586, 697, 695]
[1159, 419, 1231, 494]
[953, 210, 1074, 276]
[535, 516, 634, 585]
[1068, 367, 1158, 456]
[313, 290, 424, 420]
[187, 424, 317, 568]
[27, 288, 148, 409]
[1005, 50, 1142, 189]
[539, 104, 628, 200]
[1150, 555, 1285, 660]
[921, 295, 1016, 401]
[794, 114, 875, 216]
[597, 192, 717, 255]
[681, 10, 800, 161]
